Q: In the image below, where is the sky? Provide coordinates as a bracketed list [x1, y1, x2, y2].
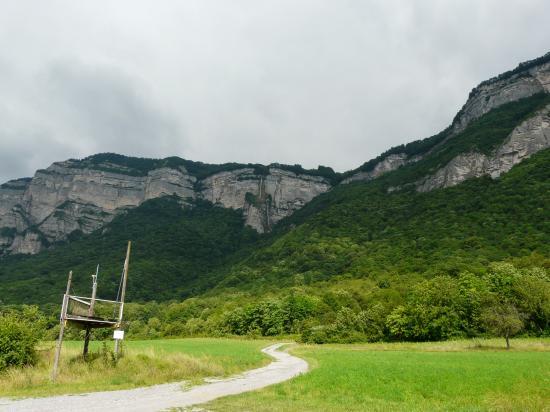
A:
[1, 1, 549, 183]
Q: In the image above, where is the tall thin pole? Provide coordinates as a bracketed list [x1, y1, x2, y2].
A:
[52, 271, 72, 381]
[114, 241, 131, 358]
[83, 265, 99, 358]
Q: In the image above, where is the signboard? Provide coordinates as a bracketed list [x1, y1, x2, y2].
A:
[113, 330, 125, 340]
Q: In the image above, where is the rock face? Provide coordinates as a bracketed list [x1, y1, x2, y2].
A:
[0, 160, 331, 255]
[343, 54, 550, 185]
[201, 168, 330, 232]
[452, 61, 550, 135]
[417, 104, 550, 192]
[341, 153, 423, 184]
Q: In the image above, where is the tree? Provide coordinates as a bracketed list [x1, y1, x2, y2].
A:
[481, 304, 524, 349]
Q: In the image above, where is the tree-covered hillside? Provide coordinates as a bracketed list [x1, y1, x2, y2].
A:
[0, 197, 260, 304]
[1, 91, 549, 310]
[1, 146, 548, 306]
[209, 148, 550, 293]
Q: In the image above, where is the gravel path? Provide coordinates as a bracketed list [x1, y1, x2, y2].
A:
[0, 343, 307, 412]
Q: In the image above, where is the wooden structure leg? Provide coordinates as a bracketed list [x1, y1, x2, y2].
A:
[51, 271, 72, 382]
[83, 328, 91, 358]
[82, 265, 98, 359]
[114, 241, 131, 359]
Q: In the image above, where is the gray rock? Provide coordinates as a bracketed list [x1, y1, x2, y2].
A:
[341, 153, 420, 184]
[417, 104, 550, 192]
[201, 168, 331, 233]
[452, 62, 550, 135]
[343, 58, 550, 185]
[0, 161, 331, 255]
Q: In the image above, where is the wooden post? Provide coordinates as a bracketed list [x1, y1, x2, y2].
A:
[114, 241, 131, 358]
[83, 265, 99, 358]
[52, 271, 72, 381]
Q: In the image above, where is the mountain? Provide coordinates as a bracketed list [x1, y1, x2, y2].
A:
[0, 155, 334, 255]
[0, 52, 549, 306]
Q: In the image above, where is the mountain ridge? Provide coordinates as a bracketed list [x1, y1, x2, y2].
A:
[0, 52, 549, 307]
[1, 51, 549, 256]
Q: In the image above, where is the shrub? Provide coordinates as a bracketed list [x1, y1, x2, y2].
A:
[0, 307, 44, 370]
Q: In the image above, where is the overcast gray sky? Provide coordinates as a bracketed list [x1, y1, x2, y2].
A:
[0, 0, 549, 183]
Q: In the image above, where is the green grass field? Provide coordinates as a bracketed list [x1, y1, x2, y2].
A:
[0, 338, 272, 398]
[3, 337, 549, 410]
[205, 338, 550, 412]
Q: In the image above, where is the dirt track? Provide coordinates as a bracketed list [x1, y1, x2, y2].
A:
[0, 343, 307, 412]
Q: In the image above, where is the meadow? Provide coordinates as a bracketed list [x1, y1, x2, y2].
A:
[205, 338, 550, 412]
[0, 338, 272, 398]
[2, 337, 549, 411]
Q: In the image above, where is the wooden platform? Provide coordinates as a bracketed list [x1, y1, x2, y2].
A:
[65, 315, 118, 329]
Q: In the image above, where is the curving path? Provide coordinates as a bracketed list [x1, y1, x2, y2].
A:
[0, 343, 308, 412]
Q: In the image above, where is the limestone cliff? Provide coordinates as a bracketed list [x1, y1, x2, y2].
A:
[417, 104, 550, 192]
[3, 53, 550, 255]
[343, 53, 550, 184]
[201, 168, 330, 232]
[451, 58, 550, 135]
[0, 159, 331, 255]
[341, 154, 420, 184]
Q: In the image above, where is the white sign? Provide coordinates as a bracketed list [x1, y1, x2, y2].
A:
[113, 330, 125, 340]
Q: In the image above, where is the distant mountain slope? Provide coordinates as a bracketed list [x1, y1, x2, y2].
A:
[1, 148, 548, 305]
[211, 148, 549, 293]
[0, 155, 334, 256]
[342, 51, 550, 183]
[1, 52, 549, 305]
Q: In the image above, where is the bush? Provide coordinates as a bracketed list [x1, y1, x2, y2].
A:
[223, 295, 319, 336]
[0, 307, 45, 371]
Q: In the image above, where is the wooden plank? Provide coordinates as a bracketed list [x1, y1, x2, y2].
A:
[69, 295, 120, 304]
[68, 296, 91, 306]
[51, 271, 72, 381]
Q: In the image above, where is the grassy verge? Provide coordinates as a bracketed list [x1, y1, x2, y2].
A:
[0, 338, 272, 398]
[205, 338, 550, 412]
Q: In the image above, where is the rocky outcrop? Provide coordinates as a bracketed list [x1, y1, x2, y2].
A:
[341, 153, 421, 184]
[343, 54, 550, 186]
[201, 168, 331, 232]
[0, 160, 331, 255]
[417, 104, 550, 192]
[452, 60, 550, 135]
[1, 161, 198, 254]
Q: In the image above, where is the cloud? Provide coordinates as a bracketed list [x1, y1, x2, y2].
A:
[41, 61, 184, 157]
[0, 0, 549, 183]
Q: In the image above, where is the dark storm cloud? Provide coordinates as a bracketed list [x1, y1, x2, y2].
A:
[0, 0, 549, 183]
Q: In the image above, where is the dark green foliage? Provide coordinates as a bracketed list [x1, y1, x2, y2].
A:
[270, 163, 339, 184]
[0, 178, 32, 190]
[0, 306, 45, 370]
[223, 148, 550, 294]
[473, 52, 550, 95]
[0, 197, 259, 304]
[0, 227, 17, 238]
[67, 153, 339, 182]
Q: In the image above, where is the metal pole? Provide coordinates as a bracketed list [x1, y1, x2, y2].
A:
[83, 265, 99, 358]
[115, 242, 131, 358]
[52, 271, 72, 381]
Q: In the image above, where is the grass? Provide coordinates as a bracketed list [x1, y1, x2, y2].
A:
[0, 338, 272, 398]
[205, 338, 550, 412]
